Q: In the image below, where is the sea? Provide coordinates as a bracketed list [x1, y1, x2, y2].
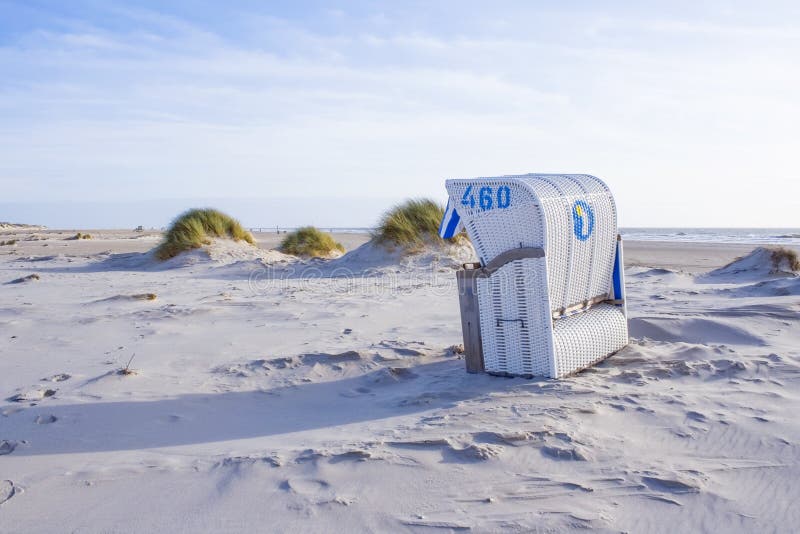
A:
[273, 227, 800, 246]
[619, 228, 800, 245]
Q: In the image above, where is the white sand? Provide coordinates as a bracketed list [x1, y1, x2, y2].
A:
[1, 230, 798, 533]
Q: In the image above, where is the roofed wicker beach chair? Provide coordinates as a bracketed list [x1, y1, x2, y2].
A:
[440, 174, 628, 378]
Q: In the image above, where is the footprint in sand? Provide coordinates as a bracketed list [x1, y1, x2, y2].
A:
[6, 388, 56, 403]
[0, 480, 15, 505]
[280, 478, 335, 502]
[280, 477, 353, 506]
[43, 373, 71, 382]
[34, 414, 57, 424]
[0, 441, 17, 456]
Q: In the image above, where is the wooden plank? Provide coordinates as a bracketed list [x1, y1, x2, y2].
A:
[456, 268, 485, 373]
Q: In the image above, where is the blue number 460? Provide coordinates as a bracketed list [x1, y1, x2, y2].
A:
[461, 185, 511, 211]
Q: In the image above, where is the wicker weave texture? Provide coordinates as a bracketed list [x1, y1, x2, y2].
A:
[551, 303, 628, 377]
[477, 257, 554, 376]
[446, 174, 626, 378]
[445, 174, 617, 313]
[524, 175, 616, 312]
[446, 179, 545, 265]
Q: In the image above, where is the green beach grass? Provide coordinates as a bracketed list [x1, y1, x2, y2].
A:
[155, 208, 255, 260]
[279, 226, 344, 258]
[374, 198, 462, 247]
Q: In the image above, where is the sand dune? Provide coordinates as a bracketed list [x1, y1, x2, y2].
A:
[700, 246, 799, 281]
[0, 229, 798, 532]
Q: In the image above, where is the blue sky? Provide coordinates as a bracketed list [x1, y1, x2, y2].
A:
[1, 1, 798, 228]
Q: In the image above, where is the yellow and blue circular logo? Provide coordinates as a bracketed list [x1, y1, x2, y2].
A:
[572, 200, 594, 241]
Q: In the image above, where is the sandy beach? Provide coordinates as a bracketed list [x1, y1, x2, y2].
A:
[0, 228, 797, 533]
[4, 0, 799, 530]
[0, 228, 772, 272]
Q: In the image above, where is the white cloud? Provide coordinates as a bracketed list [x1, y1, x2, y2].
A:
[0, 3, 798, 226]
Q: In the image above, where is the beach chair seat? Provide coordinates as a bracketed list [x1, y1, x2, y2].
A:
[441, 174, 627, 378]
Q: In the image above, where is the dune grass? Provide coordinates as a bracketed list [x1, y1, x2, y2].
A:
[374, 198, 462, 247]
[279, 226, 344, 257]
[154, 208, 255, 260]
[770, 246, 800, 271]
[67, 232, 92, 240]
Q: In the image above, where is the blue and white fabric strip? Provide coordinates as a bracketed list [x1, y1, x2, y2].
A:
[438, 199, 463, 238]
[612, 240, 624, 300]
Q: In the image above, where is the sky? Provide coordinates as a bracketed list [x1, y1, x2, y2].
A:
[1, 0, 799, 228]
